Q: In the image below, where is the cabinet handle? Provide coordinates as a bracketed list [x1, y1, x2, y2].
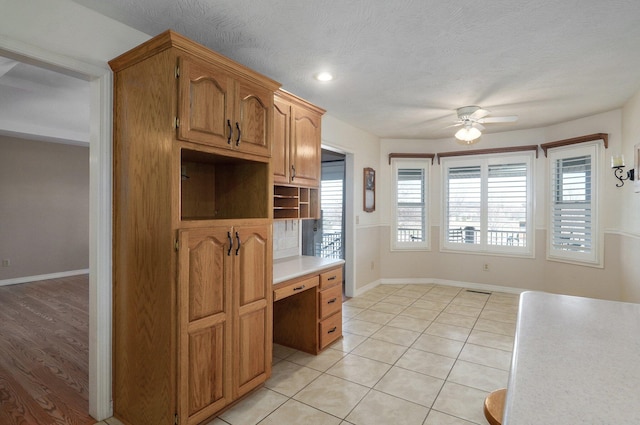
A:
[327, 298, 337, 304]
[327, 276, 336, 281]
[235, 122, 241, 146]
[291, 165, 296, 181]
[235, 232, 241, 256]
[227, 232, 233, 256]
[227, 120, 233, 144]
[328, 327, 337, 334]
[293, 285, 305, 291]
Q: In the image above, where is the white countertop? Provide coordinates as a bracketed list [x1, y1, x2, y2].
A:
[273, 255, 345, 285]
[504, 291, 640, 424]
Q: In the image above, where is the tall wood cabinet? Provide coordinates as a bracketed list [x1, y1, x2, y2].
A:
[110, 30, 279, 425]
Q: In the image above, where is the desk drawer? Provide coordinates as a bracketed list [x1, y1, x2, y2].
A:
[273, 276, 318, 301]
[318, 312, 342, 350]
[319, 267, 342, 290]
[319, 284, 342, 320]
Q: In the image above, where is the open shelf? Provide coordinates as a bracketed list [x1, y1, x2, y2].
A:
[181, 149, 269, 220]
[274, 185, 319, 220]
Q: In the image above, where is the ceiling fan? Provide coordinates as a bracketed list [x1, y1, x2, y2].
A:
[450, 106, 518, 144]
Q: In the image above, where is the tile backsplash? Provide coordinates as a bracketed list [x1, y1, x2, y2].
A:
[273, 220, 301, 259]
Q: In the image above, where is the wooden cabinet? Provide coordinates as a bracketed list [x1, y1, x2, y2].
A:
[110, 30, 279, 425]
[177, 224, 271, 424]
[273, 265, 343, 354]
[178, 55, 273, 158]
[273, 90, 324, 187]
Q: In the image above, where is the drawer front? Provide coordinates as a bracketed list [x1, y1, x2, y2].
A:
[318, 284, 342, 320]
[319, 266, 343, 290]
[318, 312, 342, 350]
[273, 276, 318, 301]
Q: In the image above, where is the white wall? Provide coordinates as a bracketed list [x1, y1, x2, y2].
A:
[322, 115, 381, 292]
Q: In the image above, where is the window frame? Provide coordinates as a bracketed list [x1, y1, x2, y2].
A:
[391, 158, 430, 251]
[547, 142, 602, 267]
[441, 152, 535, 257]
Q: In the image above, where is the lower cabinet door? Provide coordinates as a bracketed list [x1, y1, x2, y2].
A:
[233, 224, 273, 397]
[178, 227, 233, 424]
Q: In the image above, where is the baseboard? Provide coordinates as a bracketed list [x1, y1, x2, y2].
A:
[378, 277, 525, 295]
[353, 279, 382, 297]
[0, 269, 90, 287]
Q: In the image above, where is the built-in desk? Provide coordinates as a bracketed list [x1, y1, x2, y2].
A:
[273, 256, 345, 354]
[504, 291, 640, 424]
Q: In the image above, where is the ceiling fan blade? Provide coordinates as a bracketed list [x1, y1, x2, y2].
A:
[469, 108, 490, 120]
[472, 123, 486, 131]
[444, 122, 464, 129]
[478, 115, 518, 123]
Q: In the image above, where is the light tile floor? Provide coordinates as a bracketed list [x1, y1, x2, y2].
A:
[98, 283, 519, 425]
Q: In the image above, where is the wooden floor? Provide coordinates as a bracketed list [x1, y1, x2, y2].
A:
[0, 275, 95, 425]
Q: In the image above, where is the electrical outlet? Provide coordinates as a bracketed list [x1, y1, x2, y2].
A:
[483, 263, 489, 271]
[2, 259, 10, 267]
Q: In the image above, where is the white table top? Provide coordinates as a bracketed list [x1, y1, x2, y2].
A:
[273, 255, 344, 285]
[504, 291, 640, 424]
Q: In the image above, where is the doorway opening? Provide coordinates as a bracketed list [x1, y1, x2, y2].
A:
[302, 149, 346, 293]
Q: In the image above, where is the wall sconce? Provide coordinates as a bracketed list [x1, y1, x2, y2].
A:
[611, 154, 635, 187]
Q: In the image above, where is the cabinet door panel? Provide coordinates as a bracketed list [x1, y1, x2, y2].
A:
[188, 236, 226, 321]
[236, 229, 269, 305]
[272, 97, 290, 184]
[236, 82, 272, 157]
[291, 106, 321, 187]
[188, 325, 225, 415]
[178, 57, 233, 149]
[238, 307, 267, 389]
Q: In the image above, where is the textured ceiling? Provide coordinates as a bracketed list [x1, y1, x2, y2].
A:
[29, 1, 640, 140]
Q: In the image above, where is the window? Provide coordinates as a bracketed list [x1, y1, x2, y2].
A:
[548, 143, 600, 265]
[392, 159, 429, 250]
[442, 153, 533, 255]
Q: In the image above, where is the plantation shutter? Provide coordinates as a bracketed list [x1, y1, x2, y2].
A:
[487, 163, 528, 247]
[446, 165, 481, 244]
[396, 168, 425, 243]
[551, 155, 592, 253]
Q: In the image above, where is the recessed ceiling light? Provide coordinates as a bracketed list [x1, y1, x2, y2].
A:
[314, 72, 333, 82]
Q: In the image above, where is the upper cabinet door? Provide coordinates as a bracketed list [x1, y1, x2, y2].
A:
[235, 81, 272, 158]
[290, 105, 321, 187]
[272, 97, 291, 184]
[178, 56, 234, 149]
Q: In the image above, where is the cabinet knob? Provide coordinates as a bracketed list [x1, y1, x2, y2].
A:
[291, 165, 296, 181]
[293, 285, 306, 291]
[328, 327, 337, 334]
[327, 276, 336, 281]
[227, 232, 233, 256]
[327, 298, 337, 304]
[235, 122, 241, 146]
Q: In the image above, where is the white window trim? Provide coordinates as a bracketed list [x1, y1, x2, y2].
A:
[440, 152, 535, 257]
[546, 142, 603, 267]
[391, 158, 430, 251]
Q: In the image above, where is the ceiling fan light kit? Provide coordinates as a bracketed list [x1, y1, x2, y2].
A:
[455, 125, 482, 144]
[451, 105, 518, 144]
